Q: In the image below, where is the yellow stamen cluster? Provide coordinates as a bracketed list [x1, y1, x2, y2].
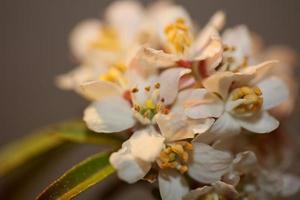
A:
[202, 193, 226, 200]
[132, 83, 168, 120]
[164, 18, 192, 54]
[90, 26, 120, 51]
[99, 62, 127, 86]
[231, 86, 263, 115]
[157, 142, 193, 174]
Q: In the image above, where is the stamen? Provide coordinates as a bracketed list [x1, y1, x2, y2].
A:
[164, 18, 192, 54]
[157, 142, 193, 174]
[131, 83, 168, 122]
[230, 86, 263, 115]
[132, 88, 139, 93]
[154, 82, 160, 89]
[99, 62, 128, 86]
[90, 26, 120, 51]
[144, 86, 151, 92]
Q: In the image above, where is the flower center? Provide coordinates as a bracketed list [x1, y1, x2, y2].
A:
[164, 18, 192, 54]
[230, 86, 263, 116]
[131, 83, 169, 122]
[157, 142, 193, 174]
[202, 193, 226, 200]
[90, 26, 121, 51]
[99, 62, 127, 87]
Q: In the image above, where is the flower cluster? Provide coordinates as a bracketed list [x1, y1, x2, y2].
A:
[57, 1, 300, 199]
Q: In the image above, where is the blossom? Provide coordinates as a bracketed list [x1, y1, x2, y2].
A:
[132, 6, 226, 78]
[109, 125, 257, 200]
[56, 0, 162, 91]
[81, 67, 210, 133]
[109, 126, 233, 200]
[184, 60, 289, 141]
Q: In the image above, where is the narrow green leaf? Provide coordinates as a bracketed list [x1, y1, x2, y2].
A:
[0, 130, 63, 177]
[36, 152, 115, 200]
[0, 120, 123, 177]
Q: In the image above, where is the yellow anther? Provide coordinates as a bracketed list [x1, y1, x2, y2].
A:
[99, 62, 127, 86]
[178, 165, 188, 174]
[90, 26, 120, 51]
[145, 99, 156, 109]
[157, 142, 193, 174]
[154, 82, 160, 89]
[164, 18, 192, 54]
[144, 86, 151, 92]
[203, 193, 225, 200]
[99, 68, 121, 82]
[113, 62, 127, 73]
[230, 86, 263, 115]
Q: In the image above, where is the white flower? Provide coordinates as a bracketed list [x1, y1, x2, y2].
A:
[132, 8, 225, 76]
[56, 0, 160, 91]
[185, 60, 289, 141]
[81, 67, 194, 133]
[109, 126, 234, 200]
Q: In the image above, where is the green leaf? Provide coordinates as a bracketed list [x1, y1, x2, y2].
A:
[0, 129, 63, 177]
[36, 152, 115, 200]
[0, 120, 123, 177]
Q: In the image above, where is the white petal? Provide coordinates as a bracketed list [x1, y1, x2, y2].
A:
[203, 71, 253, 100]
[209, 112, 241, 137]
[257, 76, 289, 110]
[109, 142, 151, 184]
[156, 113, 214, 142]
[105, 0, 144, 45]
[56, 66, 103, 90]
[237, 111, 279, 134]
[240, 60, 278, 84]
[129, 127, 165, 162]
[188, 143, 233, 184]
[184, 88, 224, 119]
[159, 67, 191, 105]
[208, 11, 226, 30]
[172, 89, 195, 113]
[83, 96, 135, 133]
[69, 19, 102, 60]
[192, 10, 225, 53]
[134, 47, 178, 68]
[159, 170, 189, 200]
[79, 80, 122, 101]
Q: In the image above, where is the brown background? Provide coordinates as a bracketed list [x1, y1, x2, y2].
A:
[1, 0, 300, 199]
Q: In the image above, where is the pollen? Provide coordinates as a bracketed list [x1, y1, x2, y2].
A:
[99, 62, 127, 87]
[230, 86, 263, 115]
[202, 193, 226, 200]
[90, 26, 121, 51]
[164, 18, 192, 54]
[157, 142, 193, 174]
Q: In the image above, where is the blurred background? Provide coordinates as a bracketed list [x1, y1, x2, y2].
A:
[0, 0, 300, 199]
